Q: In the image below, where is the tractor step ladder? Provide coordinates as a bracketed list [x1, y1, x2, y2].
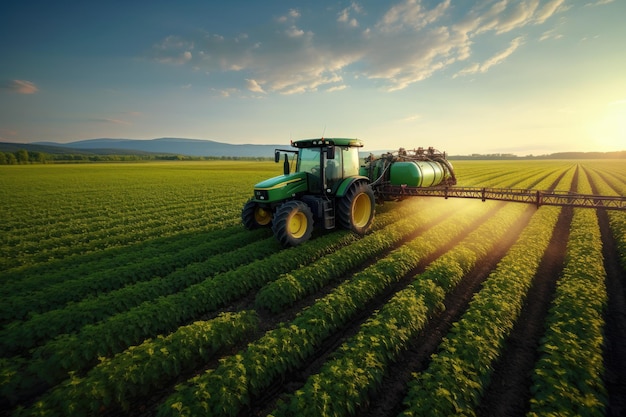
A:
[323, 200, 335, 229]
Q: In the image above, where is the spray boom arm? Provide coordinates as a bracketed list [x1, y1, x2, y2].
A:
[373, 184, 626, 211]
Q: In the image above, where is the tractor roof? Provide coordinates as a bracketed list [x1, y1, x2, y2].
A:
[292, 138, 363, 148]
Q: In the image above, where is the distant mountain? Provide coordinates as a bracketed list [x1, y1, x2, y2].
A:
[32, 138, 285, 157]
[0, 141, 161, 156]
[3, 138, 625, 159]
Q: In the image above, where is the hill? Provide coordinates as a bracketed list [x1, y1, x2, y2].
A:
[32, 138, 283, 158]
[1, 138, 624, 160]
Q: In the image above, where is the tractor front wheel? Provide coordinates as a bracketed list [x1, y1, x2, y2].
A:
[338, 182, 375, 235]
[242, 200, 272, 229]
[272, 201, 314, 246]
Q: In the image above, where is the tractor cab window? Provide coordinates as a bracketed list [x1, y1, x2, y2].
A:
[324, 154, 342, 190]
[342, 147, 360, 177]
[297, 147, 322, 175]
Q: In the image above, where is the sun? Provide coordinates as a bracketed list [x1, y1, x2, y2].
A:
[588, 100, 626, 152]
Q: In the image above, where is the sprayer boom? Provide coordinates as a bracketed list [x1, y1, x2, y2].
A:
[374, 185, 626, 211]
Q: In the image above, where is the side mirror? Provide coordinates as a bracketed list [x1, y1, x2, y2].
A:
[283, 154, 290, 175]
[274, 151, 280, 163]
[326, 145, 335, 160]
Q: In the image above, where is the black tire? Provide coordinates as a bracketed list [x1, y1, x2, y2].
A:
[271, 200, 314, 247]
[338, 182, 375, 235]
[242, 200, 272, 229]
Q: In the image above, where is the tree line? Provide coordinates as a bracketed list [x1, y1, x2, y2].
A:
[0, 150, 273, 164]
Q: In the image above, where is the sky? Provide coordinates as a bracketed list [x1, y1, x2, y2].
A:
[1, 0, 624, 156]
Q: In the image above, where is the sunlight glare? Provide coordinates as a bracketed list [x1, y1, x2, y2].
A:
[588, 100, 626, 152]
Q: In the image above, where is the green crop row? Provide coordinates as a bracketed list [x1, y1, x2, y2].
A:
[3, 232, 355, 396]
[399, 165, 576, 416]
[0, 201, 410, 352]
[255, 158, 561, 315]
[528, 172, 607, 416]
[400, 203, 562, 416]
[3, 211, 240, 272]
[272, 288, 429, 417]
[583, 165, 626, 272]
[156, 202, 491, 417]
[0, 203, 417, 403]
[1, 162, 277, 271]
[0, 228, 268, 331]
[1, 225, 254, 301]
[16, 311, 259, 416]
[0, 233, 278, 354]
[254, 200, 457, 313]
[269, 201, 529, 417]
[459, 162, 572, 189]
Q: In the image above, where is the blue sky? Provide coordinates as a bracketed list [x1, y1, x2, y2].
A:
[1, 0, 624, 155]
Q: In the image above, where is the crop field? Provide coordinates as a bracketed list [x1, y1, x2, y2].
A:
[1, 159, 626, 417]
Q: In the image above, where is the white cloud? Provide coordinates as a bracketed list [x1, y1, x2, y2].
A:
[4, 80, 38, 94]
[149, 1, 570, 94]
[285, 26, 305, 38]
[454, 36, 524, 77]
[401, 114, 422, 122]
[539, 28, 563, 41]
[246, 79, 266, 93]
[92, 118, 131, 125]
[277, 8, 300, 23]
[338, 2, 362, 28]
[458, 0, 565, 36]
[213, 87, 240, 98]
[534, 0, 566, 24]
[377, 0, 450, 32]
[326, 84, 347, 92]
[585, 0, 614, 6]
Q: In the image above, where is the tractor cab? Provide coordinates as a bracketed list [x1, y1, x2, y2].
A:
[242, 138, 375, 246]
[290, 138, 362, 195]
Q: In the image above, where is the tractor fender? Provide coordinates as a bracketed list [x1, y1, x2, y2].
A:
[335, 176, 370, 197]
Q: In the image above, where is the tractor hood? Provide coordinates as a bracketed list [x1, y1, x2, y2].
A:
[252, 172, 308, 203]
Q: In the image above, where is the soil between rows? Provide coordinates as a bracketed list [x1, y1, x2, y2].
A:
[476, 204, 572, 416]
[587, 168, 626, 417]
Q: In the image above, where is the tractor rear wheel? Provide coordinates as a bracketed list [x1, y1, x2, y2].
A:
[338, 182, 375, 235]
[272, 200, 314, 246]
[242, 200, 272, 229]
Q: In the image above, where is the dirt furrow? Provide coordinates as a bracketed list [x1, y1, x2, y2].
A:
[476, 205, 571, 416]
[586, 168, 626, 417]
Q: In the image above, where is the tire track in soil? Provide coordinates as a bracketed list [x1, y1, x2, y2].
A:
[357, 205, 536, 417]
[244, 202, 509, 417]
[586, 168, 626, 417]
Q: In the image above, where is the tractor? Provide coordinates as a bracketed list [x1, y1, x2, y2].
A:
[242, 137, 626, 247]
[241, 137, 456, 246]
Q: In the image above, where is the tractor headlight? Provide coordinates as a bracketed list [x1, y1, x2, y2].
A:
[254, 190, 269, 200]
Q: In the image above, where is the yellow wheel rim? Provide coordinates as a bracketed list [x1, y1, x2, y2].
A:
[288, 211, 308, 238]
[352, 193, 372, 228]
[254, 207, 271, 226]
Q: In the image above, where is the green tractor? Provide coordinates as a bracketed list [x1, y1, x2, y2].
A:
[242, 138, 375, 246]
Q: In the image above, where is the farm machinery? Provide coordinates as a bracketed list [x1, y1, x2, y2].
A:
[242, 138, 626, 246]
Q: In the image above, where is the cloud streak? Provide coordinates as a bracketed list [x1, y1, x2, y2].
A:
[149, 0, 568, 95]
[3, 80, 39, 94]
[454, 36, 524, 78]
